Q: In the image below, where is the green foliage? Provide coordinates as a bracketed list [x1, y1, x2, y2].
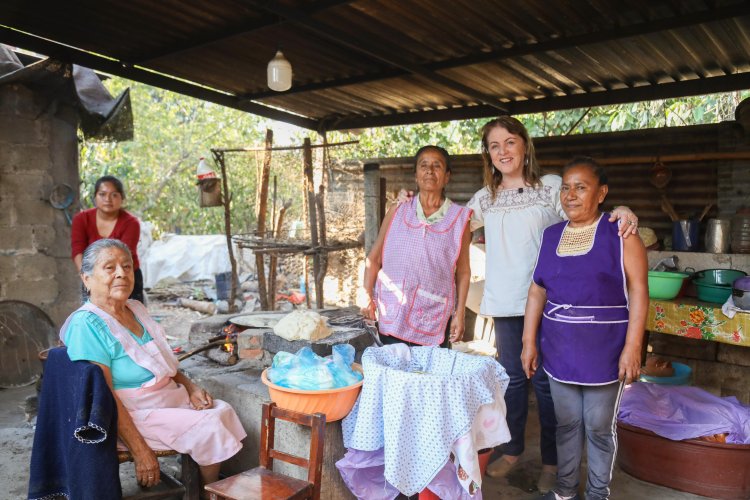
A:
[80, 79, 749, 236]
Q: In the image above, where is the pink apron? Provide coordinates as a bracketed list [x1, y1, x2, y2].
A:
[376, 198, 471, 345]
[60, 301, 246, 466]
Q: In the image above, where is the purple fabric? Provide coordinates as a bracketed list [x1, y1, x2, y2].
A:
[618, 382, 750, 444]
[533, 214, 629, 384]
[335, 448, 481, 500]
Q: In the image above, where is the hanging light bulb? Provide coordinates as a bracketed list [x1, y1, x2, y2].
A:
[267, 49, 292, 92]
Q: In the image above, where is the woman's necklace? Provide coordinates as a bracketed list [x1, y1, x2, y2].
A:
[558, 217, 599, 255]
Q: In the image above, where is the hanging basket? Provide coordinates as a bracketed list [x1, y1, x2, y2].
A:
[198, 178, 223, 207]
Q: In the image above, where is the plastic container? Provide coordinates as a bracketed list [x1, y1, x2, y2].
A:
[260, 364, 363, 422]
[672, 219, 699, 252]
[647, 271, 686, 299]
[639, 361, 691, 385]
[215, 272, 232, 301]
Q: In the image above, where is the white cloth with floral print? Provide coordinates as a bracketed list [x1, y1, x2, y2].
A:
[467, 174, 565, 317]
[342, 344, 510, 496]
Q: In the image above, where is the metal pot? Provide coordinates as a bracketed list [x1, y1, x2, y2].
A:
[733, 276, 750, 310]
[704, 218, 731, 254]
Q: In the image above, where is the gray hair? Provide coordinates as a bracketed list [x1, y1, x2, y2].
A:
[80, 239, 133, 277]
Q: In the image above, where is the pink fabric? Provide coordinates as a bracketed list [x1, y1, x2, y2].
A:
[376, 198, 471, 345]
[59, 301, 246, 466]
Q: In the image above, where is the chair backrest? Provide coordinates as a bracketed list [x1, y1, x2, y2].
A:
[260, 402, 326, 499]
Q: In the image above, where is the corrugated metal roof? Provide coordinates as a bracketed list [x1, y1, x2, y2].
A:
[1, 0, 749, 130]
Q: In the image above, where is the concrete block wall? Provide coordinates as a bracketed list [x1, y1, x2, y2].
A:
[0, 83, 81, 327]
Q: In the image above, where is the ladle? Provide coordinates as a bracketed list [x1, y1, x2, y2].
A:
[48, 184, 75, 225]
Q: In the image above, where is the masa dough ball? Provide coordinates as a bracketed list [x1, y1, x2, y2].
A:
[273, 310, 331, 341]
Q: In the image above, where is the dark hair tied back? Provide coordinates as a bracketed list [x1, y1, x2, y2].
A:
[562, 156, 608, 186]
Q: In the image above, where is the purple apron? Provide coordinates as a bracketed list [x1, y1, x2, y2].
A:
[532, 214, 629, 385]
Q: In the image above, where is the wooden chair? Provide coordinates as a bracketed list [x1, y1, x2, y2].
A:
[118, 448, 201, 500]
[204, 402, 326, 500]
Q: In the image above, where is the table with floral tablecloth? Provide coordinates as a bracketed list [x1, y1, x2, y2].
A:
[648, 298, 750, 347]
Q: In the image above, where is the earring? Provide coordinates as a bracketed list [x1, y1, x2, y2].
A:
[524, 156, 529, 166]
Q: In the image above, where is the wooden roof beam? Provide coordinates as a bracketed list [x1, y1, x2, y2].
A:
[251, 0, 509, 113]
[0, 25, 319, 130]
[248, 3, 750, 100]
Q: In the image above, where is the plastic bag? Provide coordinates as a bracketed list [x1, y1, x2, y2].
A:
[267, 345, 363, 390]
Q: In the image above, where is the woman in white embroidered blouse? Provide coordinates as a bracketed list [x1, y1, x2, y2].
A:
[467, 116, 639, 493]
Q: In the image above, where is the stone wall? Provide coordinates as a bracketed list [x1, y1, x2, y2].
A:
[0, 83, 81, 327]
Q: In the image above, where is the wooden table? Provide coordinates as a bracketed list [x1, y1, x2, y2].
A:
[647, 298, 750, 347]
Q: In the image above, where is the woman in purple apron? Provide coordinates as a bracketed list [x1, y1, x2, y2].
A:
[521, 157, 648, 500]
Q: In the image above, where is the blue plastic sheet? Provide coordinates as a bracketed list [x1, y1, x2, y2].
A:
[267, 345, 363, 390]
[618, 382, 750, 444]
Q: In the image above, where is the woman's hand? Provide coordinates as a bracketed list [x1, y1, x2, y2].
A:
[521, 343, 538, 379]
[609, 206, 639, 238]
[618, 345, 642, 384]
[397, 189, 414, 204]
[134, 449, 161, 487]
[188, 385, 214, 410]
[360, 296, 377, 320]
[449, 314, 465, 343]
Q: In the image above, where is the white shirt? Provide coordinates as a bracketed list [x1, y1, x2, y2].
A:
[467, 174, 565, 317]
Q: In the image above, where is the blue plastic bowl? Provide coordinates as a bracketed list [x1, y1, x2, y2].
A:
[639, 361, 691, 385]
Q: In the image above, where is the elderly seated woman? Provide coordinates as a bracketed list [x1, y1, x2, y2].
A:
[60, 238, 246, 490]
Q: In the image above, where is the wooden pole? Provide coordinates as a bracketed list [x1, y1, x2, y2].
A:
[363, 162, 381, 255]
[303, 138, 322, 309]
[268, 200, 290, 311]
[255, 129, 272, 311]
[212, 151, 239, 312]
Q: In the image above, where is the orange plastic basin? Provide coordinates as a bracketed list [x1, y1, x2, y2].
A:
[261, 363, 363, 422]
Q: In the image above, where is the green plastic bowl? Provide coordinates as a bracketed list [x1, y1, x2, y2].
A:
[648, 271, 686, 300]
[693, 269, 747, 287]
[695, 282, 733, 304]
[640, 362, 692, 385]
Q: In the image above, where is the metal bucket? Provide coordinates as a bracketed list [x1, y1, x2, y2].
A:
[704, 218, 731, 253]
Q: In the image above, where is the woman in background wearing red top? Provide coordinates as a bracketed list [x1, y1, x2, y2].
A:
[71, 176, 143, 302]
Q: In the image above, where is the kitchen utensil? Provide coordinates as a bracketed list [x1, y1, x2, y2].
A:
[660, 196, 680, 222]
[260, 364, 363, 422]
[731, 213, 750, 253]
[363, 318, 383, 347]
[704, 218, 731, 253]
[693, 268, 747, 286]
[649, 162, 672, 189]
[672, 220, 699, 251]
[48, 183, 75, 225]
[639, 362, 692, 385]
[695, 282, 733, 304]
[647, 271, 686, 299]
[731, 276, 750, 310]
[698, 203, 713, 222]
[650, 162, 679, 222]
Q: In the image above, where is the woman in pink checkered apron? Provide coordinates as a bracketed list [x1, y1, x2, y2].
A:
[360, 145, 472, 347]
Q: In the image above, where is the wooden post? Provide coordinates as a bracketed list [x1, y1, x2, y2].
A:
[303, 138, 322, 309]
[212, 151, 239, 312]
[268, 199, 290, 311]
[363, 162, 381, 255]
[255, 129, 272, 310]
